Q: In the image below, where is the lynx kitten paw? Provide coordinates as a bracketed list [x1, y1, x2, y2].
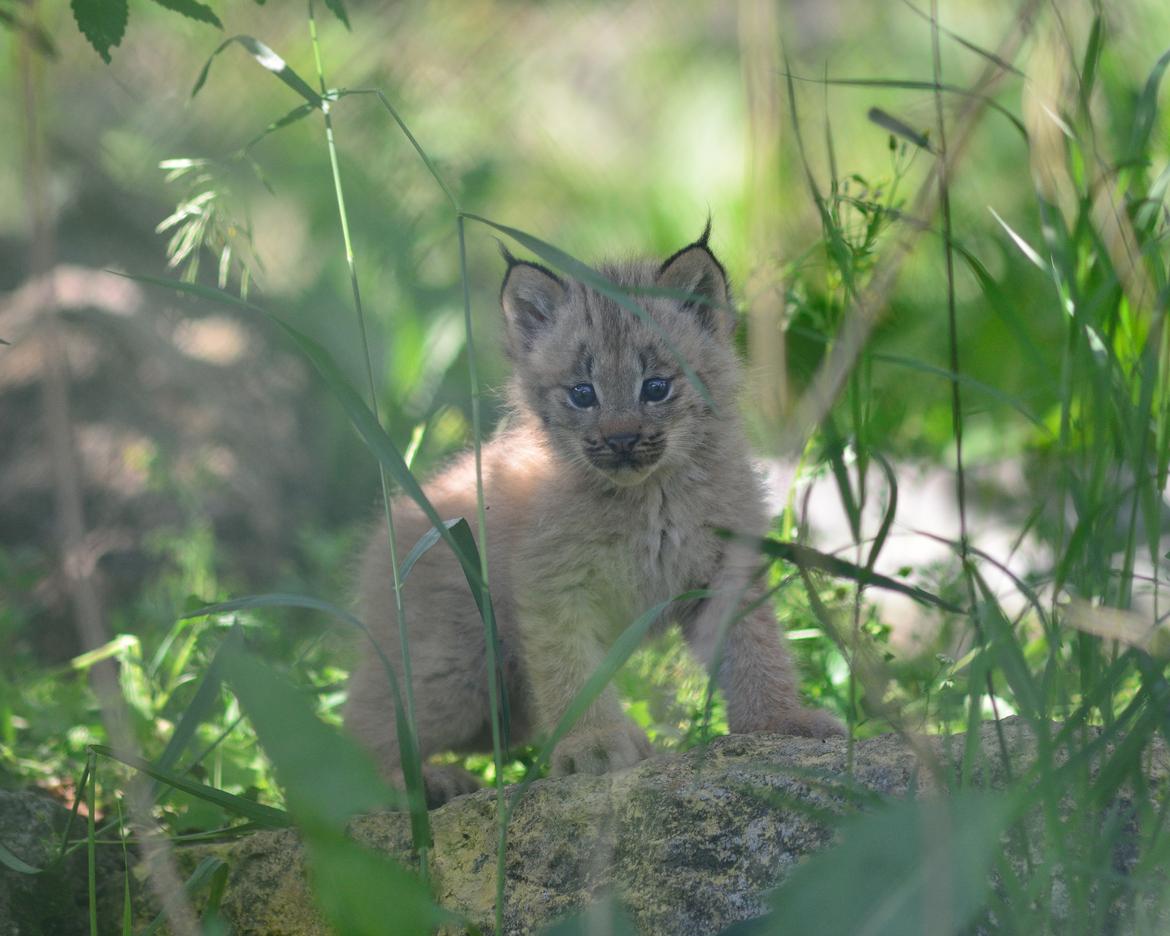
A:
[776, 707, 847, 739]
[551, 721, 653, 776]
[422, 764, 481, 808]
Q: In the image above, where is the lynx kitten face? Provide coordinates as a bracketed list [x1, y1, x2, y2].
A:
[499, 231, 740, 488]
[345, 226, 844, 809]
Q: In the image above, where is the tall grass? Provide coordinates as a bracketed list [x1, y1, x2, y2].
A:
[8, 0, 1170, 934]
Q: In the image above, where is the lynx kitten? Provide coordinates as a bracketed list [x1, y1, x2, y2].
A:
[345, 227, 844, 806]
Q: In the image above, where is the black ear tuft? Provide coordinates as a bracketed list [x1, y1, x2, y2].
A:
[500, 260, 566, 352]
[497, 239, 519, 268]
[696, 215, 712, 249]
[656, 224, 734, 337]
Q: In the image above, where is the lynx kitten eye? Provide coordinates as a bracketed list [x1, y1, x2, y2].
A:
[641, 377, 671, 403]
[568, 383, 598, 409]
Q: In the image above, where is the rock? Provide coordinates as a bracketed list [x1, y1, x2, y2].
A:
[0, 789, 124, 936]
[164, 717, 1166, 935]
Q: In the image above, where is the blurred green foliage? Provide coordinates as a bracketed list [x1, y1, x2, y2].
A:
[3, 0, 1170, 932]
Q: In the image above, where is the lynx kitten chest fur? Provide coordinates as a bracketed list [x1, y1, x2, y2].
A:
[345, 227, 843, 806]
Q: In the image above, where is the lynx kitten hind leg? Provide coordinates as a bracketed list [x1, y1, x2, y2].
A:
[345, 660, 486, 807]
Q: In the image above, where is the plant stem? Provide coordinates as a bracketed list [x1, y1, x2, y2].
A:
[306, 0, 430, 880]
[458, 214, 509, 936]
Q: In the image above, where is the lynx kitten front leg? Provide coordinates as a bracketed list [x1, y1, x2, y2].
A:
[683, 567, 846, 739]
[520, 599, 652, 776]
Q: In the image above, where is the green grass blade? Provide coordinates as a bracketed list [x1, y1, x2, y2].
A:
[335, 89, 459, 210]
[749, 537, 965, 613]
[182, 592, 363, 629]
[191, 35, 322, 106]
[864, 452, 899, 577]
[156, 625, 242, 774]
[970, 574, 1042, 723]
[947, 239, 1048, 371]
[118, 797, 131, 936]
[397, 518, 508, 739]
[57, 757, 91, 862]
[322, 0, 350, 29]
[895, 0, 1024, 77]
[1126, 46, 1170, 167]
[204, 859, 230, 925]
[88, 745, 292, 827]
[867, 107, 932, 151]
[0, 840, 41, 874]
[86, 751, 97, 936]
[819, 415, 861, 542]
[782, 72, 1027, 138]
[398, 519, 460, 582]
[989, 206, 1045, 268]
[1079, 15, 1104, 112]
[108, 270, 262, 312]
[876, 353, 1048, 429]
[242, 100, 317, 152]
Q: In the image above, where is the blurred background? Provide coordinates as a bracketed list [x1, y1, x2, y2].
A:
[2, 0, 1168, 798]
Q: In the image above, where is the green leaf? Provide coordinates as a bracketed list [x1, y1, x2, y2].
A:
[107, 269, 263, 313]
[180, 593, 430, 843]
[192, 35, 322, 107]
[399, 519, 462, 583]
[307, 832, 455, 936]
[89, 745, 292, 828]
[867, 107, 932, 152]
[215, 653, 451, 928]
[1127, 46, 1170, 167]
[156, 626, 242, 774]
[219, 650, 399, 830]
[0, 839, 41, 875]
[71, 0, 127, 63]
[148, 0, 223, 29]
[763, 792, 1016, 935]
[1079, 15, 1104, 110]
[244, 100, 318, 151]
[747, 537, 965, 614]
[323, 0, 350, 29]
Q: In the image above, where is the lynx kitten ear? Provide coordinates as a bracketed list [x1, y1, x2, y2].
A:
[656, 223, 734, 337]
[500, 250, 566, 352]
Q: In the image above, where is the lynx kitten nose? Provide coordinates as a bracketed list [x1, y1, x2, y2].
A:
[604, 432, 640, 454]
